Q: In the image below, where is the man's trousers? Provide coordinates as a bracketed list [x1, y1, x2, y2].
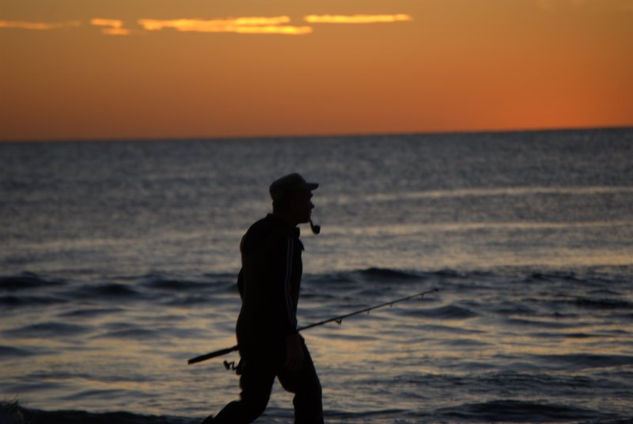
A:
[212, 341, 323, 424]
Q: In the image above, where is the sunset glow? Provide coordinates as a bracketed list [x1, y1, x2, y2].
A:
[1, 0, 632, 141]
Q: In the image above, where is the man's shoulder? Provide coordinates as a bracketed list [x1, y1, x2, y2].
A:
[242, 215, 291, 250]
[246, 214, 282, 236]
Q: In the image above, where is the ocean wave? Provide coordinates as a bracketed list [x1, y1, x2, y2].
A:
[141, 278, 218, 291]
[1, 266, 626, 298]
[503, 317, 578, 329]
[528, 270, 585, 283]
[436, 399, 610, 422]
[65, 283, 142, 299]
[0, 295, 66, 308]
[418, 323, 485, 335]
[3, 322, 91, 338]
[572, 297, 633, 310]
[59, 307, 124, 317]
[324, 407, 407, 419]
[2, 400, 621, 424]
[306, 267, 466, 289]
[305, 272, 355, 285]
[0, 272, 67, 292]
[61, 389, 149, 401]
[141, 272, 234, 291]
[422, 268, 470, 278]
[162, 295, 218, 306]
[536, 353, 633, 370]
[0, 346, 35, 358]
[402, 371, 620, 393]
[0, 402, 194, 424]
[491, 303, 536, 316]
[0, 346, 57, 361]
[96, 328, 159, 340]
[407, 305, 478, 320]
[356, 267, 422, 281]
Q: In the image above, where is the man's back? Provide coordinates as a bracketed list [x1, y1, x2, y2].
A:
[236, 214, 303, 351]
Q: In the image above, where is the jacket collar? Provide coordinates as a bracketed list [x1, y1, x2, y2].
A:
[267, 213, 300, 238]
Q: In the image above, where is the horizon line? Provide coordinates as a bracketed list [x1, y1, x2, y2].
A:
[1, 124, 632, 144]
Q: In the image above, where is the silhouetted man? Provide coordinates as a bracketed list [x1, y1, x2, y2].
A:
[203, 173, 324, 424]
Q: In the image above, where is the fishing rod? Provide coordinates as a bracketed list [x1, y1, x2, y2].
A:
[187, 288, 438, 365]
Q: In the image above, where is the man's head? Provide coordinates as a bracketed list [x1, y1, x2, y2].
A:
[270, 173, 318, 225]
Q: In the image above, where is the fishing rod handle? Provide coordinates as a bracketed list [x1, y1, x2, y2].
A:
[188, 344, 239, 365]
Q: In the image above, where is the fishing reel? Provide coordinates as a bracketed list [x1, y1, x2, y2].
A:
[223, 360, 243, 375]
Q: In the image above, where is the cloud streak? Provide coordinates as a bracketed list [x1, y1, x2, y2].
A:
[0, 20, 80, 30]
[137, 17, 312, 35]
[1, 13, 413, 36]
[304, 14, 413, 24]
[91, 18, 131, 36]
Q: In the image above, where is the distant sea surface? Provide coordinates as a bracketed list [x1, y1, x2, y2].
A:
[1, 129, 632, 423]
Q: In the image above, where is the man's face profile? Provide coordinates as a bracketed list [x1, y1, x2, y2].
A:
[289, 190, 314, 224]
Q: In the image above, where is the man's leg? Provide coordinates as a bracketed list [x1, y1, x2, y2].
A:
[278, 343, 323, 424]
[210, 359, 276, 424]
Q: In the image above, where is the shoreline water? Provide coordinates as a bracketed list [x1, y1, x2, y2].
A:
[2, 266, 632, 422]
[3, 397, 631, 424]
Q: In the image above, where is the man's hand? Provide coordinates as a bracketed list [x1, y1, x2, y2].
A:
[284, 333, 305, 371]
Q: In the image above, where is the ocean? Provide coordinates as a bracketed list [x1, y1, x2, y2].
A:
[1, 128, 632, 423]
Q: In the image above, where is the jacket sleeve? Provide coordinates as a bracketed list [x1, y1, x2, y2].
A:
[265, 234, 298, 336]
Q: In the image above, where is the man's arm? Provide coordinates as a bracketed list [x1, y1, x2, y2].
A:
[271, 235, 305, 370]
[267, 234, 298, 336]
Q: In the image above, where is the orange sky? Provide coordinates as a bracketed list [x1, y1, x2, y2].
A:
[1, 0, 632, 141]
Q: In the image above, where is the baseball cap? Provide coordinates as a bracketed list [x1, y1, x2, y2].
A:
[269, 173, 318, 201]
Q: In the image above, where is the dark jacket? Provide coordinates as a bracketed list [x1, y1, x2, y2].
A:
[236, 214, 303, 354]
